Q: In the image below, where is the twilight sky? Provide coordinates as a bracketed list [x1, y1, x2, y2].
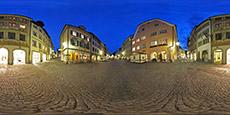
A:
[0, 0, 229, 52]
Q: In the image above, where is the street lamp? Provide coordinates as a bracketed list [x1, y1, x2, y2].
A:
[176, 42, 180, 46]
[175, 42, 180, 60]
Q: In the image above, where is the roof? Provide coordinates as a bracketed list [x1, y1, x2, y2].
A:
[136, 18, 176, 29]
[0, 14, 32, 20]
[133, 18, 176, 39]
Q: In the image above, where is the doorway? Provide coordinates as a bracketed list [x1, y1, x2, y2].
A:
[13, 50, 26, 64]
[0, 48, 8, 64]
[214, 49, 222, 64]
[33, 52, 40, 64]
[227, 49, 230, 64]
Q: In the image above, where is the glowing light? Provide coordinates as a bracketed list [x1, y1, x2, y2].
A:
[62, 42, 67, 48]
[227, 49, 230, 64]
[176, 42, 180, 46]
[72, 31, 77, 36]
[99, 50, 103, 55]
[13, 50, 25, 65]
[121, 51, 125, 55]
[32, 52, 40, 64]
[20, 25, 26, 29]
[43, 54, 46, 62]
[0, 48, 8, 64]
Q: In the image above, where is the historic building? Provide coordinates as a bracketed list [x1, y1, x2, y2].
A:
[0, 14, 54, 65]
[131, 19, 179, 63]
[188, 14, 230, 64]
[60, 25, 108, 63]
[117, 35, 133, 60]
[90, 33, 108, 62]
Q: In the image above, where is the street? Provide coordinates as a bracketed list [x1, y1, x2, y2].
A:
[0, 61, 230, 114]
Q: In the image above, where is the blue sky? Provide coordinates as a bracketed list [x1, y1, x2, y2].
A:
[0, 0, 229, 52]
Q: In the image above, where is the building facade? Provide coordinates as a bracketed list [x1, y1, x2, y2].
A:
[0, 14, 53, 65]
[131, 19, 179, 63]
[117, 35, 133, 60]
[60, 25, 108, 63]
[188, 14, 230, 64]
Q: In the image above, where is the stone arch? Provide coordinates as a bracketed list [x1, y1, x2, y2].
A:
[202, 50, 209, 62]
[13, 49, 26, 64]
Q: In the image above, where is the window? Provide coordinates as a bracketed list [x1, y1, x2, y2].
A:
[154, 24, 160, 27]
[71, 31, 77, 36]
[141, 44, 146, 49]
[19, 34, 26, 41]
[33, 25, 38, 30]
[39, 35, 42, 39]
[132, 41, 135, 45]
[81, 34, 84, 39]
[0, 32, 3, 39]
[71, 38, 78, 46]
[8, 32, 15, 40]
[39, 43, 42, 49]
[141, 28, 145, 31]
[76, 32, 79, 37]
[215, 23, 221, 28]
[160, 30, 167, 34]
[137, 46, 140, 50]
[0, 16, 4, 19]
[32, 40, 37, 47]
[203, 39, 209, 44]
[151, 32, 157, 36]
[151, 41, 158, 46]
[162, 39, 167, 44]
[226, 32, 230, 39]
[226, 22, 230, 26]
[141, 36, 146, 40]
[132, 47, 136, 51]
[20, 25, 26, 29]
[39, 29, 42, 33]
[136, 39, 140, 42]
[33, 31, 37, 37]
[215, 17, 222, 21]
[198, 41, 202, 47]
[215, 33, 222, 40]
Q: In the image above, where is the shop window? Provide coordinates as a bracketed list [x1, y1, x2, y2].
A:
[214, 50, 223, 64]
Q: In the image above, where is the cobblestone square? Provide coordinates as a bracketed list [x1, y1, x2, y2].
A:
[0, 61, 230, 114]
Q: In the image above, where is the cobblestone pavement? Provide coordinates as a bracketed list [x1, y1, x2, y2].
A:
[0, 60, 230, 114]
